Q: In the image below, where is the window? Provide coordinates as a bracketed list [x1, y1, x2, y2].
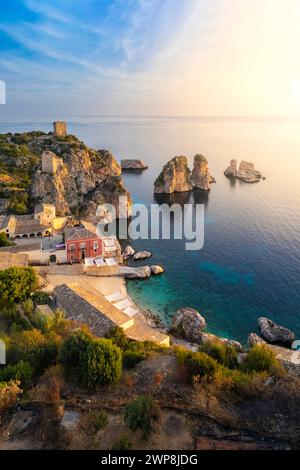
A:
[69, 244, 75, 251]
[93, 241, 98, 253]
[80, 242, 86, 249]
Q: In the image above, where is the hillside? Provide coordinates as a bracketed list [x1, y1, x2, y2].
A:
[0, 131, 131, 217]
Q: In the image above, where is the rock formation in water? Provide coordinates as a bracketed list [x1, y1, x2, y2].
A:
[30, 135, 131, 218]
[169, 307, 207, 343]
[247, 332, 267, 348]
[133, 251, 152, 260]
[154, 156, 193, 194]
[151, 265, 164, 275]
[121, 159, 148, 170]
[258, 317, 296, 347]
[224, 159, 263, 183]
[190, 154, 214, 191]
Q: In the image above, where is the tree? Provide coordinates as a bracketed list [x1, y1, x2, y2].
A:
[125, 395, 160, 440]
[60, 329, 93, 380]
[0, 267, 38, 303]
[81, 338, 122, 388]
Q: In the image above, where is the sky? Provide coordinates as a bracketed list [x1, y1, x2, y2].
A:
[1, 0, 300, 117]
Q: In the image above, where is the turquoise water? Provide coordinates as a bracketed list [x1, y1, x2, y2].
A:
[1, 116, 300, 344]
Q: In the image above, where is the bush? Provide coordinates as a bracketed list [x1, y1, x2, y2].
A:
[0, 380, 22, 411]
[81, 338, 122, 388]
[175, 347, 219, 382]
[60, 329, 94, 380]
[105, 326, 128, 349]
[0, 267, 38, 304]
[0, 361, 32, 389]
[125, 395, 160, 440]
[8, 329, 60, 375]
[0, 232, 13, 247]
[87, 410, 108, 432]
[241, 345, 280, 374]
[123, 350, 146, 368]
[199, 340, 238, 369]
[111, 435, 132, 450]
[32, 291, 51, 305]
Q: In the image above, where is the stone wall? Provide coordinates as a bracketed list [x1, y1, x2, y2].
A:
[42, 151, 63, 175]
[53, 121, 67, 137]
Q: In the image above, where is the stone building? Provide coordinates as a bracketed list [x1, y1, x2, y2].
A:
[42, 151, 63, 175]
[34, 203, 56, 226]
[53, 121, 67, 137]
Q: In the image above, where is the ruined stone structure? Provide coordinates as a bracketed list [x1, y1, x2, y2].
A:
[34, 203, 56, 226]
[42, 151, 63, 175]
[53, 121, 67, 137]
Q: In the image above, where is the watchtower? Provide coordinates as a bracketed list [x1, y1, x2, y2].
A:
[53, 121, 67, 137]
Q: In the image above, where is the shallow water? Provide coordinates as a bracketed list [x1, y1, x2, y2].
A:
[1, 116, 300, 343]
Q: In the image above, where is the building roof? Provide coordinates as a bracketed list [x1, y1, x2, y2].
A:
[65, 227, 99, 242]
[15, 219, 50, 235]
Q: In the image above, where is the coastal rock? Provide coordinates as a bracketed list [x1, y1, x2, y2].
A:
[169, 307, 206, 343]
[224, 159, 263, 183]
[121, 266, 152, 279]
[201, 332, 244, 352]
[121, 159, 148, 170]
[190, 154, 213, 191]
[258, 317, 296, 346]
[123, 245, 135, 257]
[224, 159, 238, 177]
[248, 333, 266, 348]
[151, 265, 164, 275]
[154, 156, 193, 194]
[133, 251, 152, 260]
[140, 310, 165, 328]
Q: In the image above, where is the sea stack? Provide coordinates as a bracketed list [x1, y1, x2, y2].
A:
[154, 156, 193, 194]
[224, 159, 263, 183]
[190, 154, 214, 191]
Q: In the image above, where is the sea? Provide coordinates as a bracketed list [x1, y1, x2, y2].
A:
[1, 116, 300, 344]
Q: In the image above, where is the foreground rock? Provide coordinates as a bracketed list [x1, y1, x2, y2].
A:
[120, 266, 152, 279]
[133, 251, 152, 260]
[248, 332, 266, 348]
[121, 159, 148, 170]
[190, 154, 214, 191]
[267, 344, 300, 377]
[151, 265, 164, 275]
[224, 159, 263, 183]
[154, 156, 193, 194]
[169, 307, 206, 343]
[201, 332, 244, 352]
[258, 317, 295, 346]
[123, 245, 135, 257]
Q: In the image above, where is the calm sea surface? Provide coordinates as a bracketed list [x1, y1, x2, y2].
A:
[1, 116, 300, 344]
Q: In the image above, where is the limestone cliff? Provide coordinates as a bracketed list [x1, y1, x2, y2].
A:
[154, 156, 193, 194]
[29, 135, 130, 217]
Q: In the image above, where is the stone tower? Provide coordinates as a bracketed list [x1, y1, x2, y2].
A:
[53, 121, 67, 137]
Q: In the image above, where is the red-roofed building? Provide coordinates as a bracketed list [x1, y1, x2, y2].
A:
[65, 227, 102, 263]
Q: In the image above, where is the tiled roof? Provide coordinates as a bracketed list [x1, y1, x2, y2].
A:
[65, 227, 99, 241]
[15, 220, 49, 234]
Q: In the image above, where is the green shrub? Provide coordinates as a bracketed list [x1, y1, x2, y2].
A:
[105, 326, 128, 349]
[175, 347, 219, 381]
[241, 345, 280, 374]
[60, 329, 93, 379]
[125, 395, 160, 440]
[111, 435, 133, 450]
[199, 340, 238, 369]
[0, 361, 32, 389]
[32, 291, 51, 305]
[123, 350, 146, 368]
[0, 267, 38, 304]
[0, 232, 13, 247]
[87, 410, 108, 432]
[81, 338, 122, 388]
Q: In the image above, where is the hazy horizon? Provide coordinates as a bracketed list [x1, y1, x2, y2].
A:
[1, 0, 300, 118]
